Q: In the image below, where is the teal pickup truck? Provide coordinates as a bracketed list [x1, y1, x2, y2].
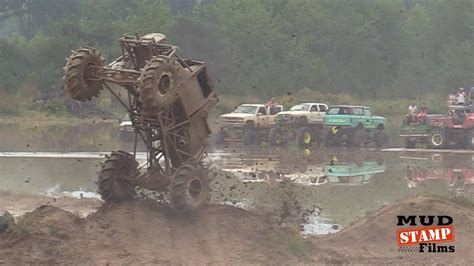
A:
[324, 105, 388, 147]
[323, 161, 386, 185]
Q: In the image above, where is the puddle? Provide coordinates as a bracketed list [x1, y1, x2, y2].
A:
[210, 147, 474, 236]
[1, 144, 473, 236]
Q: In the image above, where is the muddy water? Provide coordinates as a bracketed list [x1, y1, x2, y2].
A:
[1, 144, 473, 236]
[209, 147, 474, 235]
[0, 122, 119, 152]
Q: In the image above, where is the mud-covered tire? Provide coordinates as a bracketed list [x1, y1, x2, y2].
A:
[325, 130, 336, 147]
[337, 128, 352, 147]
[352, 128, 366, 147]
[243, 128, 260, 145]
[446, 137, 459, 149]
[374, 130, 388, 148]
[215, 129, 227, 145]
[64, 47, 104, 101]
[404, 138, 416, 149]
[170, 163, 210, 213]
[98, 151, 139, 202]
[138, 56, 179, 118]
[269, 127, 287, 146]
[296, 126, 313, 147]
[428, 129, 446, 149]
[0, 211, 14, 232]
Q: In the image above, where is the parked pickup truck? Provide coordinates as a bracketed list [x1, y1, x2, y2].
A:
[215, 104, 283, 145]
[269, 103, 328, 147]
[324, 105, 388, 147]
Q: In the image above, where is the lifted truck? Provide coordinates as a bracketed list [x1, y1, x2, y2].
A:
[269, 103, 328, 147]
[63, 33, 218, 213]
[324, 105, 388, 147]
[215, 104, 283, 145]
[400, 95, 474, 149]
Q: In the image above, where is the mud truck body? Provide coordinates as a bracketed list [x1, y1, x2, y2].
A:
[64, 33, 218, 213]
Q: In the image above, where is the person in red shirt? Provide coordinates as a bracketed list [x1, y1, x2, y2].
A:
[417, 103, 428, 124]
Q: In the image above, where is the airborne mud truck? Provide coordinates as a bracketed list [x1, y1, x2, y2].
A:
[400, 94, 474, 149]
[64, 33, 218, 213]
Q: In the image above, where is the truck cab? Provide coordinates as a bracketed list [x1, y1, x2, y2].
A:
[275, 103, 328, 125]
[324, 105, 387, 147]
[216, 104, 283, 145]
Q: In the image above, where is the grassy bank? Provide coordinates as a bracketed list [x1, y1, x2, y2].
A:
[212, 88, 448, 119]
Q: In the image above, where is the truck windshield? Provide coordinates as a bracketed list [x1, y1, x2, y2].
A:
[327, 107, 351, 115]
[233, 105, 258, 114]
[327, 108, 340, 115]
[290, 104, 311, 111]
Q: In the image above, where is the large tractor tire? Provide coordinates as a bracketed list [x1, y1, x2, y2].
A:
[296, 126, 313, 147]
[374, 129, 388, 148]
[138, 56, 179, 118]
[337, 128, 352, 147]
[352, 128, 366, 147]
[325, 128, 337, 147]
[170, 163, 210, 213]
[428, 129, 446, 149]
[269, 127, 287, 146]
[243, 128, 260, 146]
[215, 129, 227, 145]
[98, 151, 139, 202]
[404, 138, 416, 149]
[64, 47, 104, 101]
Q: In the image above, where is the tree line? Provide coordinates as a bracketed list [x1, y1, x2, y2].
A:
[0, 0, 473, 107]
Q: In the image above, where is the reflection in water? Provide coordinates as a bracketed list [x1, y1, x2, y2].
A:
[0, 157, 100, 198]
[0, 122, 118, 152]
[1, 144, 473, 236]
[211, 147, 474, 236]
[402, 153, 474, 197]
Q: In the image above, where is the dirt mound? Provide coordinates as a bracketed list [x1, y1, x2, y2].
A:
[314, 196, 474, 264]
[0, 191, 101, 217]
[1, 196, 473, 264]
[0, 201, 314, 265]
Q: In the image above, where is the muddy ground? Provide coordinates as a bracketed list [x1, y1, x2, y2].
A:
[1, 194, 472, 265]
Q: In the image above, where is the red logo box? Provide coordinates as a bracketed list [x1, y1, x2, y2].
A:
[396, 225, 455, 246]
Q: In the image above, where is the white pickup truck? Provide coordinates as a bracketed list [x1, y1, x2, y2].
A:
[216, 104, 283, 145]
[270, 103, 328, 146]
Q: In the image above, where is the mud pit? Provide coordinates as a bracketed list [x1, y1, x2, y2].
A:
[0, 201, 307, 265]
[0, 196, 473, 264]
[1, 146, 474, 263]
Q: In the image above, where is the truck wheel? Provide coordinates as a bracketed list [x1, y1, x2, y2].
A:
[428, 130, 446, 149]
[352, 128, 366, 147]
[337, 129, 351, 147]
[138, 56, 179, 118]
[215, 129, 227, 145]
[98, 151, 139, 202]
[243, 128, 260, 145]
[170, 163, 210, 213]
[296, 126, 313, 147]
[269, 127, 287, 146]
[404, 138, 416, 149]
[298, 116, 308, 126]
[64, 47, 104, 101]
[325, 129, 337, 147]
[446, 137, 459, 149]
[374, 130, 388, 148]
